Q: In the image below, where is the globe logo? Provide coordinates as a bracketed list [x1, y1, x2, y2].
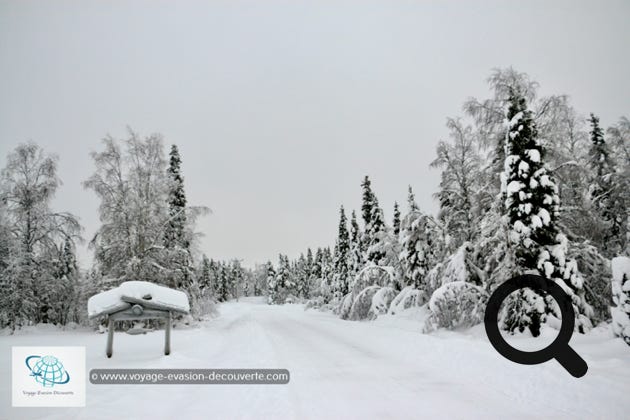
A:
[25, 355, 71, 387]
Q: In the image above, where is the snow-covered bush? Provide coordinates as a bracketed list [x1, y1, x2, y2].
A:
[368, 287, 397, 319]
[611, 256, 630, 346]
[304, 296, 325, 311]
[425, 263, 445, 297]
[388, 286, 427, 315]
[196, 295, 219, 318]
[348, 286, 381, 321]
[337, 293, 354, 320]
[351, 266, 394, 294]
[439, 242, 484, 286]
[570, 241, 612, 323]
[427, 281, 488, 330]
[440, 244, 471, 284]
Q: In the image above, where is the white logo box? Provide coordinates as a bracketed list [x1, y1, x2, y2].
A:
[12, 346, 86, 407]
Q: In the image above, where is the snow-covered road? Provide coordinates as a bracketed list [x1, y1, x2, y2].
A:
[2, 298, 629, 419]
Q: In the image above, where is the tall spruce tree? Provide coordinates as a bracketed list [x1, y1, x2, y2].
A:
[501, 90, 592, 336]
[265, 261, 278, 304]
[392, 202, 401, 237]
[199, 255, 212, 295]
[332, 206, 351, 298]
[360, 177, 386, 266]
[398, 187, 439, 290]
[163, 144, 199, 306]
[588, 113, 626, 257]
[348, 210, 364, 280]
[165, 144, 188, 249]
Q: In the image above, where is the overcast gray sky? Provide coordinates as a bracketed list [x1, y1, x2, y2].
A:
[1, 0, 628, 267]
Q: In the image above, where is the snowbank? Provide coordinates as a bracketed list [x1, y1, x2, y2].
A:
[87, 281, 190, 318]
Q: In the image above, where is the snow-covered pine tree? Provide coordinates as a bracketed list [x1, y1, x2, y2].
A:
[59, 237, 80, 324]
[215, 263, 230, 302]
[312, 247, 323, 291]
[360, 176, 374, 260]
[398, 187, 441, 294]
[165, 144, 188, 250]
[588, 114, 627, 257]
[348, 210, 364, 280]
[229, 260, 243, 300]
[294, 253, 308, 299]
[407, 185, 419, 212]
[501, 90, 592, 336]
[164, 143, 199, 306]
[332, 206, 351, 299]
[320, 247, 334, 301]
[361, 176, 376, 239]
[266, 261, 278, 304]
[304, 248, 314, 299]
[198, 255, 213, 295]
[360, 176, 385, 265]
[392, 202, 401, 237]
[366, 198, 387, 265]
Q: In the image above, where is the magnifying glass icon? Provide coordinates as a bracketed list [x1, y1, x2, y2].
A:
[484, 274, 588, 378]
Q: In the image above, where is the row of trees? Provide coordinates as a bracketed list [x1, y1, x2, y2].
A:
[0, 131, 217, 328]
[265, 68, 629, 340]
[1, 67, 628, 342]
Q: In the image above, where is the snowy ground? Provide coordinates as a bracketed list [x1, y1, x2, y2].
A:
[1, 298, 629, 419]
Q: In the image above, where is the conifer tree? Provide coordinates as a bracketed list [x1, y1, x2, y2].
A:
[501, 90, 592, 336]
[216, 263, 230, 302]
[305, 248, 314, 297]
[199, 255, 212, 296]
[295, 253, 309, 298]
[398, 188, 439, 290]
[588, 114, 627, 257]
[332, 206, 351, 298]
[162, 144, 201, 307]
[348, 210, 364, 280]
[361, 176, 376, 229]
[165, 144, 188, 249]
[392, 202, 401, 237]
[363, 184, 386, 265]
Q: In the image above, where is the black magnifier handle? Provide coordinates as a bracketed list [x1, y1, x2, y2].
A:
[555, 345, 588, 378]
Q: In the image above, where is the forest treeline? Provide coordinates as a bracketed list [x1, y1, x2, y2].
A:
[0, 68, 628, 342]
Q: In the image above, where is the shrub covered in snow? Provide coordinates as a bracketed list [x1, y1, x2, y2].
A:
[427, 281, 488, 330]
[611, 256, 630, 346]
[570, 241, 612, 323]
[438, 242, 483, 286]
[337, 293, 354, 320]
[425, 263, 445, 295]
[368, 287, 397, 319]
[304, 296, 325, 311]
[348, 286, 381, 321]
[350, 266, 393, 294]
[388, 286, 428, 315]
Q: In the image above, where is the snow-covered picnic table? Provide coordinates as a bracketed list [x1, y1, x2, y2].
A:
[87, 281, 190, 357]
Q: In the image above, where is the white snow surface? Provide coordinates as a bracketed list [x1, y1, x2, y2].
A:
[2, 298, 629, 419]
[87, 281, 190, 318]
